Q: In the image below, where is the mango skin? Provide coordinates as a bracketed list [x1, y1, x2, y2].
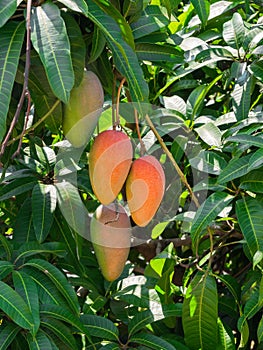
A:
[126, 155, 165, 227]
[63, 70, 104, 148]
[90, 203, 131, 281]
[89, 130, 133, 205]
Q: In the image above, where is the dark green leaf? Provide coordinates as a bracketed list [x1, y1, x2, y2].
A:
[0, 177, 38, 201]
[0, 261, 14, 280]
[129, 332, 177, 350]
[225, 134, 263, 148]
[0, 281, 34, 331]
[24, 258, 80, 315]
[27, 330, 54, 350]
[30, 2, 74, 103]
[236, 196, 263, 259]
[189, 150, 228, 175]
[190, 0, 210, 26]
[13, 198, 35, 243]
[0, 0, 18, 28]
[15, 241, 66, 263]
[88, 25, 106, 64]
[0, 20, 25, 142]
[81, 314, 119, 341]
[56, 0, 89, 15]
[32, 183, 56, 243]
[0, 323, 20, 350]
[248, 149, 263, 171]
[182, 272, 218, 350]
[12, 271, 40, 335]
[250, 60, 263, 83]
[135, 43, 183, 63]
[240, 170, 263, 194]
[217, 154, 253, 184]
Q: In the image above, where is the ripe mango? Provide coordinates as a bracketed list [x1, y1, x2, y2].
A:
[63, 70, 104, 148]
[126, 155, 165, 227]
[89, 130, 133, 205]
[90, 203, 131, 281]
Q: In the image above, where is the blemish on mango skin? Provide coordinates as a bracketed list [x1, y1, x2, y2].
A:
[89, 129, 133, 205]
[126, 155, 165, 227]
[90, 203, 131, 282]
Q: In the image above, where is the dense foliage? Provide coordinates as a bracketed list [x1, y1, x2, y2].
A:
[0, 0, 263, 349]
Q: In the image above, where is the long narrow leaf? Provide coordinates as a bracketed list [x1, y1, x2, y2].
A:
[129, 332, 177, 350]
[182, 272, 218, 350]
[81, 314, 119, 341]
[0, 281, 34, 331]
[0, 0, 18, 28]
[190, 0, 210, 26]
[0, 20, 25, 142]
[0, 323, 21, 350]
[30, 2, 74, 103]
[24, 259, 80, 314]
[27, 330, 54, 350]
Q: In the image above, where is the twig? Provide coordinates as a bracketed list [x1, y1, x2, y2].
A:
[144, 113, 200, 208]
[0, 0, 32, 159]
[114, 77, 126, 128]
[134, 108, 146, 156]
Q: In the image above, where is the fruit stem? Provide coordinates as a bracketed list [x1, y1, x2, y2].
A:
[115, 77, 126, 129]
[112, 74, 117, 129]
[134, 108, 146, 156]
[144, 113, 200, 208]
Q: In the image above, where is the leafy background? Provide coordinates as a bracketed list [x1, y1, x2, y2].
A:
[0, 0, 263, 349]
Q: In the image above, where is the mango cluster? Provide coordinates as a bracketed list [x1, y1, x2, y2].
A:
[89, 129, 165, 281]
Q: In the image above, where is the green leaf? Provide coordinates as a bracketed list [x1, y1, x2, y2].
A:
[41, 317, 78, 350]
[15, 241, 66, 263]
[0, 261, 14, 280]
[217, 318, 235, 350]
[236, 196, 263, 259]
[88, 25, 106, 64]
[13, 198, 35, 244]
[222, 12, 245, 50]
[80, 314, 119, 341]
[86, 0, 149, 103]
[24, 258, 80, 315]
[231, 72, 252, 121]
[0, 281, 34, 331]
[135, 43, 183, 63]
[32, 183, 56, 243]
[12, 271, 40, 336]
[0, 20, 25, 142]
[30, 2, 74, 103]
[248, 149, 263, 171]
[131, 5, 169, 40]
[225, 134, 263, 148]
[0, 177, 38, 201]
[27, 330, 54, 350]
[195, 122, 222, 147]
[39, 304, 92, 342]
[190, 0, 210, 27]
[249, 60, 263, 83]
[240, 170, 263, 194]
[190, 192, 234, 251]
[129, 332, 177, 350]
[217, 154, 253, 184]
[182, 272, 218, 350]
[56, 0, 89, 15]
[0, 0, 18, 28]
[152, 221, 170, 239]
[257, 314, 263, 344]
[0, 323, 21, 350]
[189, 150, 228, 175]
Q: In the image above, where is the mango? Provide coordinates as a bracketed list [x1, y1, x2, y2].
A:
[63, 70, 104, 148]
[126, 155, 165, 227]
[90, 203, 131, 281]
[89, 130, 133, 205]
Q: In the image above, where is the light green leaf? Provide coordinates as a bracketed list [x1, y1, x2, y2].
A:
[0, 281, 34, 331]
[129, 332, 177, 350]
[223, 12, 245, 50]
[32, 183, 56, 243]
[236, 196, 263, 259]
[189, 150, 228, 175]
[56, 0, 89, 15]
[0, 20, 25, 142]
[30, 2, 74, 103]
[152, 221, 170, 239]
[182, 272, 218, 350]
[87, 0, 148, 103]
[195, 122, 222, 147]
[217, 318, 235, 350]
[217, 154, 253, 184]
[0, 0, 18, 28]
[190, 0, 210, 27]
[24, 258, 80, 315]
[12, 271, 40, 336]
[0, 323, 20, 350]
[80, 314, 119, 341]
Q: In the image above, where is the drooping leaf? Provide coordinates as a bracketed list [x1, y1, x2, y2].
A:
[32, 183, 56, 243]
[222, 12, 245, 50]
[13, 198, 35, 243]
[0, 323, 21, 350]
[217, 318, 235, 350]
[0, 20, 25, 142]
[240, 170, 263, 194]
[182, 272, 218, 350]
[27, 330, 55, 350]
[236, 196, 263, 259]
[30, 2, 74, 103]
[0, 177, 38, 201]
[80, 314, 119, 341]
[129, 332, 177, 350]
[189, 150, 228, 175]
[217, 154, 253, 184]
[190, 192, 234, 251]
[225, 134, 263, 148]
[0, 0, 18, 28]
[0, 281, 34, 331]
[249, 59, 263, 83]
[24, 258, 80, 314]
[231, 72, 252, 121]
[12, 271, 40, 336]
[56, 0, 89, 15]
[190, 0, 210, 27]
[88, 25, 106, 64]
[195, 122, 222, 147]
[248, 148, 263, 171]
